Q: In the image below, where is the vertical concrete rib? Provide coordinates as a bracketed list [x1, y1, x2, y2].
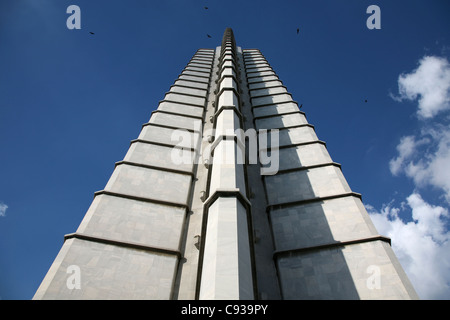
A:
[197, 28, 255, 300]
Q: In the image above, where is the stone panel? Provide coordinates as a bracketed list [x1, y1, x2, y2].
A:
[35, 238, 178, 299]
[250, 86, 287, 97]
[270, 196, 379, 251]
[245, 59, 266, 64]
[252, 102, 299, 118]
[124, 141, 194, 173]
[149, 112, 202, 131]
[244, 56, 264, 61]
[169, 85, 208, 97]
[261, 126, 318, 148]
[264, 165, 352, 205]
[262, 143, 332, 172]
[247, 75, 279, 83]
[247, 70, 276, 79]
[174, 79, 209, 90]
[252, 93, 293, 106]
[276, 241, 415, 299]
[188, 62, 212, 68]
[185, 66, 210, 74]
[248, 80, 283, 90]
[157, 101, 204, 118]
[164, 92, 206, 107]
[77, 194, 186, 251]
[245, 62, 270, 69]
[255, 113, 307, 130]
[179, 74, 209, 83]
[104, 164, 192, 205]
[189, 60, 213, 67]
[182, 70, 210, 79]
[138, 125, 200, 150]
[246, 66, 273, 74]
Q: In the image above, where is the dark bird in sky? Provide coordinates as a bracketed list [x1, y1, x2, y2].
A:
[204, 6, 208, 10]
[297, 28, 299, 34]
[89, 32, 95, 35]
[299, 104, 303, 109]
[207, 34, 212, 38]
[365, 99, 368, 103]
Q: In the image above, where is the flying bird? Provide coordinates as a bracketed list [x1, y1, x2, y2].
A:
[365, 99, 368, 103]
[89, 32, 95, 35]
[299, 104, 303, 109]
[204, 6, 208, 10]
[297, 28, 299, 34]
[207, 34, 212, 38]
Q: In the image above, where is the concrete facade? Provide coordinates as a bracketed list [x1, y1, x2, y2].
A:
[34, 28, 418, 300]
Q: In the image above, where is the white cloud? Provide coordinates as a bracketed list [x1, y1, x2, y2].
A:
[390, 125, 450, 202]
[389, 55, 450, 201]
[367, 194, 450, 299]
[380, 55, 450, 299]
[393, 56, 450, 119]
[416, 127, 450, 201]
[389, 135, 429, 176]
[0, 202, 8, 217]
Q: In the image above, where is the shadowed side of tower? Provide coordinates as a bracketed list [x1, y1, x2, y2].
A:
[34, 28, 418, 300]
[240, 47, 418, 299]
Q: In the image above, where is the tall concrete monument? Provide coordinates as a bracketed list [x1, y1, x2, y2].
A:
[34, 28, 418, 300]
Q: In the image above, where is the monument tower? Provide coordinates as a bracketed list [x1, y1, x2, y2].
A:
[34, 28, 418, 300]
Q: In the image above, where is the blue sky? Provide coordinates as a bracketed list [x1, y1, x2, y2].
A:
[0, 0, 449, 299]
